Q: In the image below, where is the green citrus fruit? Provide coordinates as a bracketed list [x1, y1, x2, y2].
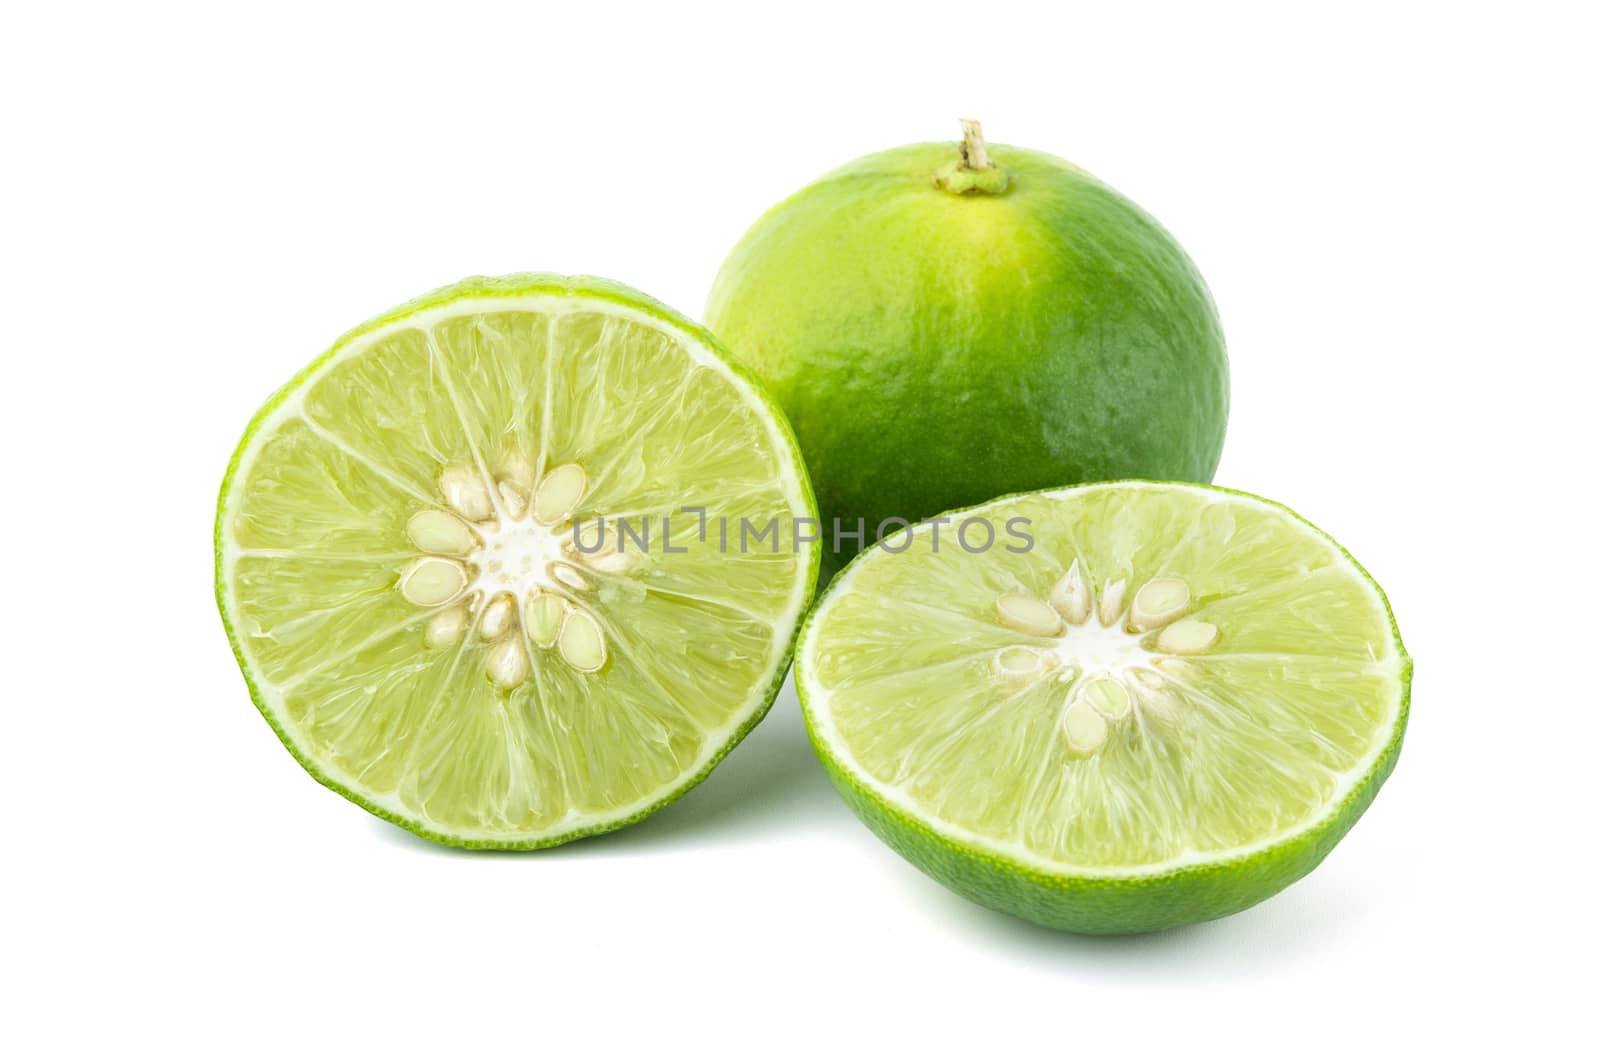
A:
[796, 481, 1410, 933]
[216, 275, 819, 848]
[706, 122, 1228, 577]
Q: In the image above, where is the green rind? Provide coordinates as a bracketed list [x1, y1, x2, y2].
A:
[215, 273, 821, 850]
[707, 141, 1229, 578]
[796, 480, 1411, 933]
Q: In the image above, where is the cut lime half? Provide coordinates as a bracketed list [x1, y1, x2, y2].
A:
[797, 482, 1409, 933]
[216, 275, 818, 848]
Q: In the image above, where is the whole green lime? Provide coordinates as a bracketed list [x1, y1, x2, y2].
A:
[706, 122, 1228, 575]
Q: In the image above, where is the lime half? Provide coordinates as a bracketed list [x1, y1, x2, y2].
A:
[797, 482, 1409, 933]
[216, 275, 818, 848]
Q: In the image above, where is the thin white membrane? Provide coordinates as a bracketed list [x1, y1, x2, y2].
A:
[799, 482, 1407, 877]
[220, 291, 814, 841]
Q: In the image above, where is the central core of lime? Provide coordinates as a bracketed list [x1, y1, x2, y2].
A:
[991, 560, 1222, 755]
[1045, 618, 1156, 675]
[394, 459, 635, 688]
[472, 514, 567, 593]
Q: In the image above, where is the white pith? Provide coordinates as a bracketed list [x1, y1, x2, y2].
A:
[469, 513, 570, 597]
[799, 483, 1408, 879]
[990, 563, 1231, 754]
[1048, 618, 1157, 674]
[219, 291, 815, 843]
[399, 461, 624, 684]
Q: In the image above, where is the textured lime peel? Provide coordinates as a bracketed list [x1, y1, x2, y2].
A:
[216, 275, 819, 848]
[707, 121, 1228, 577]
[796, 482, 1410, 933]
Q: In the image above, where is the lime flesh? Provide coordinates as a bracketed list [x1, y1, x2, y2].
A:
[216, 275, 818, 848]
[797, 482, 1409, 933]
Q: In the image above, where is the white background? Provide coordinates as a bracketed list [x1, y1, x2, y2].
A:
[3, 2, 1595, 1055]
